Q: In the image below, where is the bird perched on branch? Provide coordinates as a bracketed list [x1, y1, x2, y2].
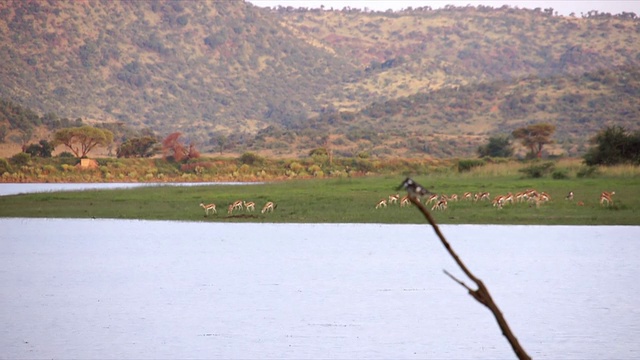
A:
[397, 177, 433, 199]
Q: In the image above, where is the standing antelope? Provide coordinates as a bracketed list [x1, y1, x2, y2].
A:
[388, 194, 400, 205]
[375, 199, 387, 209]
[565, 191, 574, 201]
[600, 191, 615, 206]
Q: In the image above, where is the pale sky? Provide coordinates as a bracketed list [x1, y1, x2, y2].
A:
[248, 0, 640, 16]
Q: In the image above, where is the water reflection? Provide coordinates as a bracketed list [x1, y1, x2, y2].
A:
[2, 219, 639, 359]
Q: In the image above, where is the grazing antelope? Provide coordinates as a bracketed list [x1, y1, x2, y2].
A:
[474, 192, 490, 202]
[577, 201, 585, 206]
[200, 203, 217, 215]
[492, 195, 506, 208]
[565, 191, 574, 201]
[388, 194, 400, 205]
[243, 201, 256, 212]
[375, 199, 387, 209]
[231, 200, 244, 211]
[449, 194, 459, 201]
[462, 192, 473, 201]
[431, 198, 448, 211]
[400, 195, 410, 207]
[425, 193, 439, 205]
[261, 201, 276, 213]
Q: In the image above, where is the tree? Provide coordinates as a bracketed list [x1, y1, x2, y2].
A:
[477, 135, 513, 158]
[162, 132, 199, 162]
[512, 123, 556, 158]
[117, 136, 159, 158]
[24, 140, 54, 158]
[0, 125, 7, 143]
[52, 126, 114, 158]
[19, 127, 34, 152]
[583, 125, 640, 165]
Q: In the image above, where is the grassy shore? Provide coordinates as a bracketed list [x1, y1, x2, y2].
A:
[1, 170, 638, 225]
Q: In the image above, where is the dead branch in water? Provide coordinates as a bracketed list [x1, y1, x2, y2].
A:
[409, 195, 531, 360]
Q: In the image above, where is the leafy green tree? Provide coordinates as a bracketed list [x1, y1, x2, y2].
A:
[477, 135, 513, 158]
[512, 123, 556, 158]
[584, 125, 640, 165]
[117, 136, 159, 158]
[52, 126, 114, 158]
[24, 140, 54, 158]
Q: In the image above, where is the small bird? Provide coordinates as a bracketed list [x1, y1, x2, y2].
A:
[397, 177, 433, 198]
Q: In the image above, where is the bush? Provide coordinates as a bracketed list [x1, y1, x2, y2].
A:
[10, 152, 31, 167]
[552, 169, 569, 179]
[519, 161, 555, 178]
[0, 158, 12, 175]
[576, 166, 599, 178]
[458, 159, 485, 172]
[239, 152, 264, 166]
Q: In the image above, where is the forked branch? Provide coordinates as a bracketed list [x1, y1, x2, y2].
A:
[409, 196, 531, 360]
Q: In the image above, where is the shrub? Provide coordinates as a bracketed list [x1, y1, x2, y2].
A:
[239, 152, 264, 166]
[10, 152, 31, 167]
[576, 166, 600, 178]
[458, 159, 485, 172]
[552, 169, 569, 179]
[0, 158, 12, 175]
[519, 161, 555, 178]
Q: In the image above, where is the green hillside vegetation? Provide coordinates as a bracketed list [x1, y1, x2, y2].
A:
[0, 1, 639, 158]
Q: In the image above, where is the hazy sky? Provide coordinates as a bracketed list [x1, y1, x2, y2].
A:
[248, 1, 640, 16]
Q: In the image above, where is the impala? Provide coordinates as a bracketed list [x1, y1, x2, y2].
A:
[431, 198, 447, 211]
[244, 201, 256, 212]
[199, 203, 217, 215]
[231, 200, 244, 211]
[375, 199, 387, 209]
[400, 195, 410, 207]
[600, 191, 615, 206]
[425, 194, 439, 205]
[262, 201, 276, 213]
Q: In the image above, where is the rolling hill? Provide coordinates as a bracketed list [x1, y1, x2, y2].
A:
[0, 1, 639, 158]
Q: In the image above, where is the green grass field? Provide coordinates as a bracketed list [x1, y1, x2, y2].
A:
[1, 173, 638, 225]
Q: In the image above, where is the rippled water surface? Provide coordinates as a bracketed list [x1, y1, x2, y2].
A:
[2, 219, 639, 359]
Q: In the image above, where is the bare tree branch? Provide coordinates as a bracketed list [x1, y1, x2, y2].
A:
[409, 195, 531, 360]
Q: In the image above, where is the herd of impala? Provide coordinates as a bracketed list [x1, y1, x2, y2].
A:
[375, 189, 616, 211]
[199, 200, 276, 216]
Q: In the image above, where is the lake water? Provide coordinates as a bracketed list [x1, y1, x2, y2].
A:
[0, 182, 259, 196]
[1, 219, 639, 359]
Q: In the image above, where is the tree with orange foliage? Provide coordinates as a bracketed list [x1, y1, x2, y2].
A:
[162, 132, 199, 162]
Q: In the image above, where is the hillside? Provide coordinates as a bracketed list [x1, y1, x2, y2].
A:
[0, 1, 639, 158]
